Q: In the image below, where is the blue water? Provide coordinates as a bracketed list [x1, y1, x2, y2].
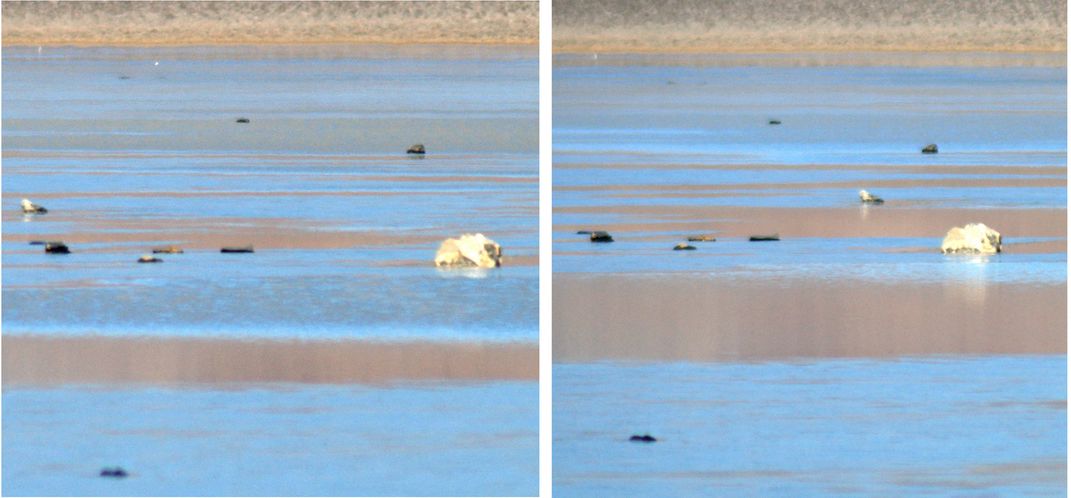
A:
[3, 45, 538, 343]
[553, 58, 1067, 283]
[554, 356, 1066, 497]
[554, 64, 1066, 168]
[4, 380, 538, 496]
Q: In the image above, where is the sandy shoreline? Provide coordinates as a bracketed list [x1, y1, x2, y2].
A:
[2, 1, 538, 47]
[3, 335, 538, 386]
[553, 274, 1066, 362]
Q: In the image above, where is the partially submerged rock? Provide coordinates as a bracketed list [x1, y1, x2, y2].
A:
[44, 242, 69, 254]
[434, 233, 502, 268]
[673, 243, 696, 251]
[99, 467, 128, 478]
[589, 231, 614, 243]
[152, 246, 184, 254]
[941, 223, 1002, 254]
[687, 235, 716, 242]
[858, 189, 884, 204]
[137, 255, 163, 263]
[921, 144, 938, 154]
[629, 434, 657, 443]
[749, 234, 780, 242]
[20, 198, 47, 214]
[235, 117, 250, 123]
[220, 245, 254, 253]
[576, 230, 592, 235]
[407, 144, 426, 155]
[768, 119, 782, 125]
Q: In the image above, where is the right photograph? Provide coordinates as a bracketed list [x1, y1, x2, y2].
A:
[552, 0, 1066, 495]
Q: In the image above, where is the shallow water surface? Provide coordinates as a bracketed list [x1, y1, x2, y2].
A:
[554, 356, 1066, 497]
[4, 381, 538, 496]
[3, 45, 538, 343]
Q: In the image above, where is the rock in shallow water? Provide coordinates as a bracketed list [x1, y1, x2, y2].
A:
[941, 223, 1002, 254]
[434, 233, 502, 268]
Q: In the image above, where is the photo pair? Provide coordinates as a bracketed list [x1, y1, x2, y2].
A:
[1, 1, 1065, 496]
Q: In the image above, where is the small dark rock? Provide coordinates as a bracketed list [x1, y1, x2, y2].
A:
[236, 118, 250, 123]
[118, 75, 131, 80]
[768, 119, 782, 125]
[44, 242, 70, 254]
[407, 144, 426, 154]
[673, 243, 696, 251]
[687, 235, 716, 242]
[749, 234, 780, 242]
[28, 240, 47, 245]
[221, 245, 254, 253]
[99, 467, 128, 478]
[138, 255, 163, 263]
[629, 434, 657, 443]
[576, 230, 592, 235]
[921, 144, 938, 154]
[590, 231, 614, 243]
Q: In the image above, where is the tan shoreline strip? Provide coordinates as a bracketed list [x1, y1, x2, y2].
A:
[2, 1, 538, 47]
[3, 335, 538, 385]
[554, 275, 1067, 362]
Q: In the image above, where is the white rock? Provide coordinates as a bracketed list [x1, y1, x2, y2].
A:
[941, 223, 1002, 254]
[858, 190, 884, 204]
[434, 233, 502, 268]
[20, 198, 46, 213]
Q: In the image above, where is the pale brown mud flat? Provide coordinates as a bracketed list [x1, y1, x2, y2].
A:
[553, 274, 1066, 362]
[557, 206, 1067, 240]
[3, 335, 538, 385]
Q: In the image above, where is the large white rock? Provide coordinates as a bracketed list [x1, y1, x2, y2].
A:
[434, 233, 502, 268]
[20, 198, 46, 214]
[940, 223, 1002, 254]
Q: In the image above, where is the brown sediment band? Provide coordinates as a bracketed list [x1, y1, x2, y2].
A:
[554, 206, 1067, 241]
[553, 274, 1067, 362]
[3, 1, 538, 47]
[3, 335, 538, 385]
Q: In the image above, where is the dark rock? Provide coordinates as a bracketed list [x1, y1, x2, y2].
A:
[44, 242, 70, 254]
[921, 144, 938, 154]
[220, 245, 254, 253]
[152, 246, 184, 254]
[749, 234, 780, 242]
[687, 235, 716, 242]
[590, 231, 614, 243]
[236, 118, 250, 123]
[118, 75, 131, 80]
[673, 243, 696, 251]
[137, 255, 163, 263]
[629, 434, 657, 443]
[28, 240, 47, 245]
[407, 144, 426, 154]
[576, 230, 592, 235]
[768, 119, 782, 125]
[99, 467, 128, 478]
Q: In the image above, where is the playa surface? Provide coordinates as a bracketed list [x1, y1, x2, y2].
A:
[3, 42, 538, 495]
[552, 52, 1066, 496]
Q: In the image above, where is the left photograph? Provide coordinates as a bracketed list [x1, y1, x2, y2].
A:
[2, 1, 539, 496]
